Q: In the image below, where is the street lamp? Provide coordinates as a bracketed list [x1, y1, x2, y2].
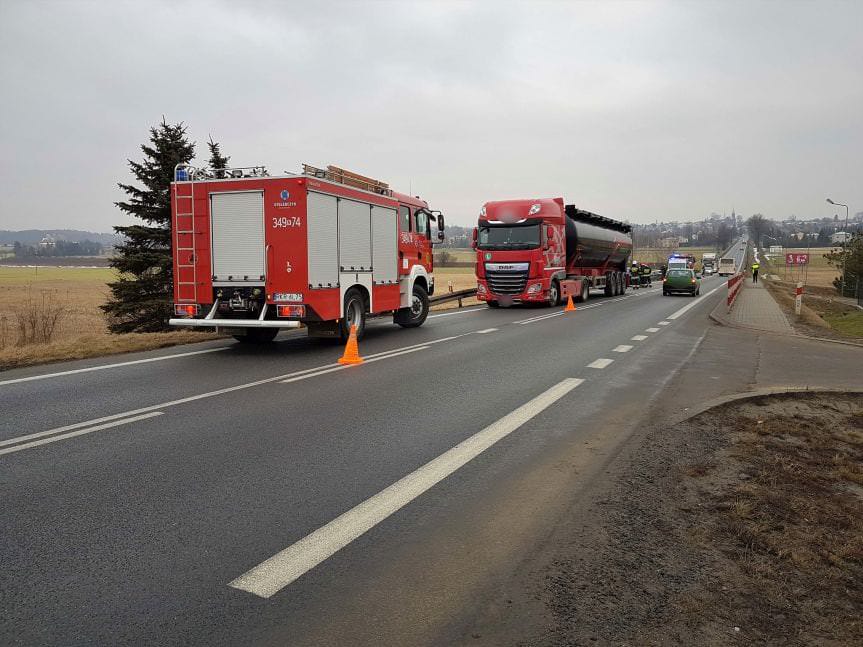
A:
[826, 198, 850, 295]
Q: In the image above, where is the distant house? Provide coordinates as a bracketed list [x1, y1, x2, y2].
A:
[831, 231, 852, 244]
[38, 235, 56, 249]
[769, 245, 783, 253]
[659, 236, 680, 248]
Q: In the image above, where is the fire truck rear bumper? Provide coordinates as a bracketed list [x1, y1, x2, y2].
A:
[168, 318, 302, 329]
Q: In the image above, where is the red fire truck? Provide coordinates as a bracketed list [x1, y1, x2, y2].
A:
[168, 163, 444, 342]
[473, 198, 632, 307]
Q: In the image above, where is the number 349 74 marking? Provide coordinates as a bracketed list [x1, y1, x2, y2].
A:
[273, 216, 301, 228]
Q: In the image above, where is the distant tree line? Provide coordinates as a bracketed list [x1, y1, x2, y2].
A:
[12, 239, 104, 257]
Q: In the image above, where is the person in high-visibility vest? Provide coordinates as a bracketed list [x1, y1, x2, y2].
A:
[752, 261, 760, 283]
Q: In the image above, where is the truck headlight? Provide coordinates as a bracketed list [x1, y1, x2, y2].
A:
[527, 283, 542, 294]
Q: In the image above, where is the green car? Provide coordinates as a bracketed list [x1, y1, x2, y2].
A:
[663, 268, 701, 296]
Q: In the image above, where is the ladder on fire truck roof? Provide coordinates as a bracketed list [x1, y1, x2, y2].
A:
[302, 164, 393, 197]
[173, 165, 198, 303]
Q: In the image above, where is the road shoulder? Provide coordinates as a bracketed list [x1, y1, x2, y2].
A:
[465, 322, 863, 645]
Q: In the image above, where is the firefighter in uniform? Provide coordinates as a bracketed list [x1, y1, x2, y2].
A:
[752, 261, 760, 283]
[640, 263, 652, 287]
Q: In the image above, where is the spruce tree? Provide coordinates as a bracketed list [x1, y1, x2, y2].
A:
[207, 135, 230, 178]
[102, 119, 195, 333]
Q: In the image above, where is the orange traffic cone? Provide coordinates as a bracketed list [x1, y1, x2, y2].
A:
[564, 295, 577, 312]
[337, 324, 364, 365]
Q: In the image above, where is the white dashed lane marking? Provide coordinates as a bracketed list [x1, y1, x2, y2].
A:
[612, 345, 633, 353]
[631, 335, 648, 341]
[658, 321, 671, 326]
[587, 358, 614, 369]
[475, 328, 498, 334]
[645, 327, 660, 333]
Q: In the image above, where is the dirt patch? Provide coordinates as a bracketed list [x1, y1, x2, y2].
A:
[523, 392, 863, 646]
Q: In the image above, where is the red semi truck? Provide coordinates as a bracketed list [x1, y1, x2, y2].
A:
[473, 198, 632, 307]
[168, 163, 444, 342]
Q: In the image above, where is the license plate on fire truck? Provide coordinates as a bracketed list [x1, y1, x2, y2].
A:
[273, 293, 302, 302]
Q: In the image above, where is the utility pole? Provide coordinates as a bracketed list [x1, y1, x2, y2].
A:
[826, 198, 850, 295]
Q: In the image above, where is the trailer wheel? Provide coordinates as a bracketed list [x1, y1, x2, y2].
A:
[547, 280, 560, 307]
[576, 280, 589, 303]
[395, 283, 429, 328]
[616, 272, 624, 295]
[339, 288, 367, 340]
[233, 328, 279, 344]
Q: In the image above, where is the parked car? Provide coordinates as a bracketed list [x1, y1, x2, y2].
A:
[663, 268, 701, 296]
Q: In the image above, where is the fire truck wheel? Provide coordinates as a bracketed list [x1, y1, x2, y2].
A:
[233, 328, 279, 344]
[547, 280, 560, 307]
[340, 288, 367, 340]
[396, 284, 429, 327]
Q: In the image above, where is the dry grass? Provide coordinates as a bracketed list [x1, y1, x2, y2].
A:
[689, 395, 863, 643]
[0, 266, 216, 371]
[761, 246, 841, 288]
[431, 268, 479, 310]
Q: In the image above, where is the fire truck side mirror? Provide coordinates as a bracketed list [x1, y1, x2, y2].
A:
[436, 213, 445, 241]
[471, 227, 478, 249]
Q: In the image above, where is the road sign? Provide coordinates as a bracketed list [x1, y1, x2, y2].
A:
[785, 253, 809, 265]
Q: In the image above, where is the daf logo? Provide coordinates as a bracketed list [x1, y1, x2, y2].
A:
[280, 189, 290, 201]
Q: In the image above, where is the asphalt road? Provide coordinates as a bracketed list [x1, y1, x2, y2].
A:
[0, 248, 744, 646]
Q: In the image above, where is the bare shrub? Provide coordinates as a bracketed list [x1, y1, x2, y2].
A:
[13, 289, 69, 345]
[0, 315, 9, 349]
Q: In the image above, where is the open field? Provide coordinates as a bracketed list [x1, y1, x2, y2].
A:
[762, 246, 841, 289]
[0, 266, 478, 369]
[0, 266, 216, 370]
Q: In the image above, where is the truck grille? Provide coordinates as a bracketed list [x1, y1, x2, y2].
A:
[486, 270, 528, 295]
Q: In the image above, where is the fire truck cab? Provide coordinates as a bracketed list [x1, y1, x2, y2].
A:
[168, 163, 444, 342]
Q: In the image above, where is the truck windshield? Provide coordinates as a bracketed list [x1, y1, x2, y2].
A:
[478, 224, 540, 250]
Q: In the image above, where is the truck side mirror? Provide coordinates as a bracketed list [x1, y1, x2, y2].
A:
[471, 227, 478, 249]
[437, 213, 445, 241]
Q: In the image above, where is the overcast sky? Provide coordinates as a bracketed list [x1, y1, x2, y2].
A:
[1, 0, 861, 232]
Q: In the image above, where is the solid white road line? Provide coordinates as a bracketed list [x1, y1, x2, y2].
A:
[0, 412, 164, 457]
[513, 303, 603, 325]
[645, 327, 660, 333]
[0, 335, 465, 452]
[666, 285, 721, 320]
[513, 311, 564, 325]
[631, 335, 648, 341]
[475, 328, 498, 334]
[0, 348, 227, 387]
[228, 377, 584, 598]
[587, 358, 614, 369]
[612, 345, 633, 353]
[427, 307, 485, 319]
[658, 321, 671, 326]
[281, 346, 432, 383]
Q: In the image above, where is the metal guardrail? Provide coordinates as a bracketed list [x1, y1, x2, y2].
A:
[430, 288, 476, 307]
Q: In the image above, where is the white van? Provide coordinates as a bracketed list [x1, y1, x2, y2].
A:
[718, 257, 736, 276]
